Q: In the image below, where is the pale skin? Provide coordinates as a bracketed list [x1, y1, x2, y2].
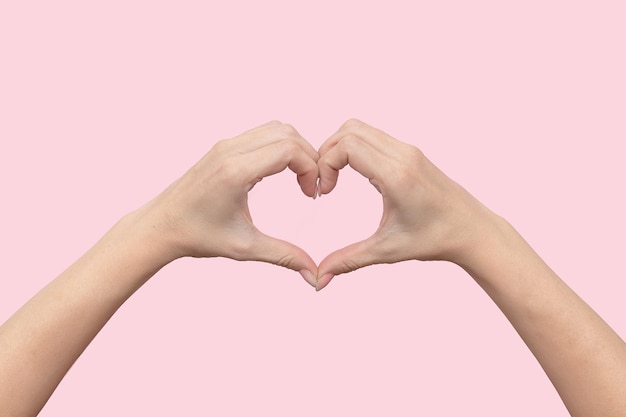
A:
[0, 120, 624, 416]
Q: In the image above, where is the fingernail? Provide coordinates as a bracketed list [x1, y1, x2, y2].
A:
[316, 273, 334, 292]
[299, 269, 316, 288]
[314, 181, 320, 199]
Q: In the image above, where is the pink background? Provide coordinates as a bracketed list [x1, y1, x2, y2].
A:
[1, 1, 625, 415]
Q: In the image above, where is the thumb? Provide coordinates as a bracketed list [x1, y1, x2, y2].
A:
[316, 235, 384, 291]
[246, 231, 318, 288]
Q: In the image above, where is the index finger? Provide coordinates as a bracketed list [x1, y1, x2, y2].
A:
[236, 122, 320, 163]
[241, 139, 320, 197]
[319, 119, 397, 157]
[317, 133, 389, 195]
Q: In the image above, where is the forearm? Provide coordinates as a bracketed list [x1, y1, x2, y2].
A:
[0, 207, 174, 417]
[0, 123, 320, 417]
[459, 216, 626, 417]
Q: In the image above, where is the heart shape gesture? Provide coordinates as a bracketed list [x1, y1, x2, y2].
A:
[6, 119, 624, 417]
[148, 119, 495, 290]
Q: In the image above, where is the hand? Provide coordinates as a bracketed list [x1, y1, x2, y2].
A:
[316, 119, 500, 290]
[142, 121, 320, 286]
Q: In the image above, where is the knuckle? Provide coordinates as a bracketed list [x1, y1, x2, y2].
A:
[409, 145, 426, 163]
[278, 123, 298, 138]
[275, 253, 295, 269]
[409, 148, 428, 177]
[340, 258, 362, 274]
[215, 158, 241, 185]
[279, 139, 302, 156]
[371, 238, 398, 262]
[385, 147, 425, 190]
[342, 118, 364, 130]
[339, 133, 362, 151]
[385, 163, 414, 191]
[212, 138, 230, 152]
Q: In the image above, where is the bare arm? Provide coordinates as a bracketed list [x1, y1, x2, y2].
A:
[0, 121, 319, 417]
[462, 216, 626, 417]
[315, 119, 626, 417]
[0, 209, 172, 417]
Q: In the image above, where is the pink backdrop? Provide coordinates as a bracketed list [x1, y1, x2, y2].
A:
[1, 1, 625, 415]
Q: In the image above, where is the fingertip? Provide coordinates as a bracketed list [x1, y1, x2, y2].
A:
[297, 171, 318, 198]
[317, 176, 337, 196]
[287, 146, 319, 198]
[315, 273, 334, 291]
[317, 178, 324, 196]
[299, 269, 317, 288]
[316, 163, 339, 196]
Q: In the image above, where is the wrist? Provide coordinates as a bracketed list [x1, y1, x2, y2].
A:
[451, 213, 521, 274]
[452, 214, 546, 294]
[115, 203, 184, 267]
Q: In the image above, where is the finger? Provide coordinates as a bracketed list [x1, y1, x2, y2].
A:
[219, 120, 283, 150]
[234, 123, 319, 163]
[315, 235, 385, 291]
[317, 134, 386, 196]
[241, 139, 319, 197]
[229, 120, 283, 140]
[253, 123, 319, 163]
[319, 119, 397, 157]
[246, 231, 319, 288]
